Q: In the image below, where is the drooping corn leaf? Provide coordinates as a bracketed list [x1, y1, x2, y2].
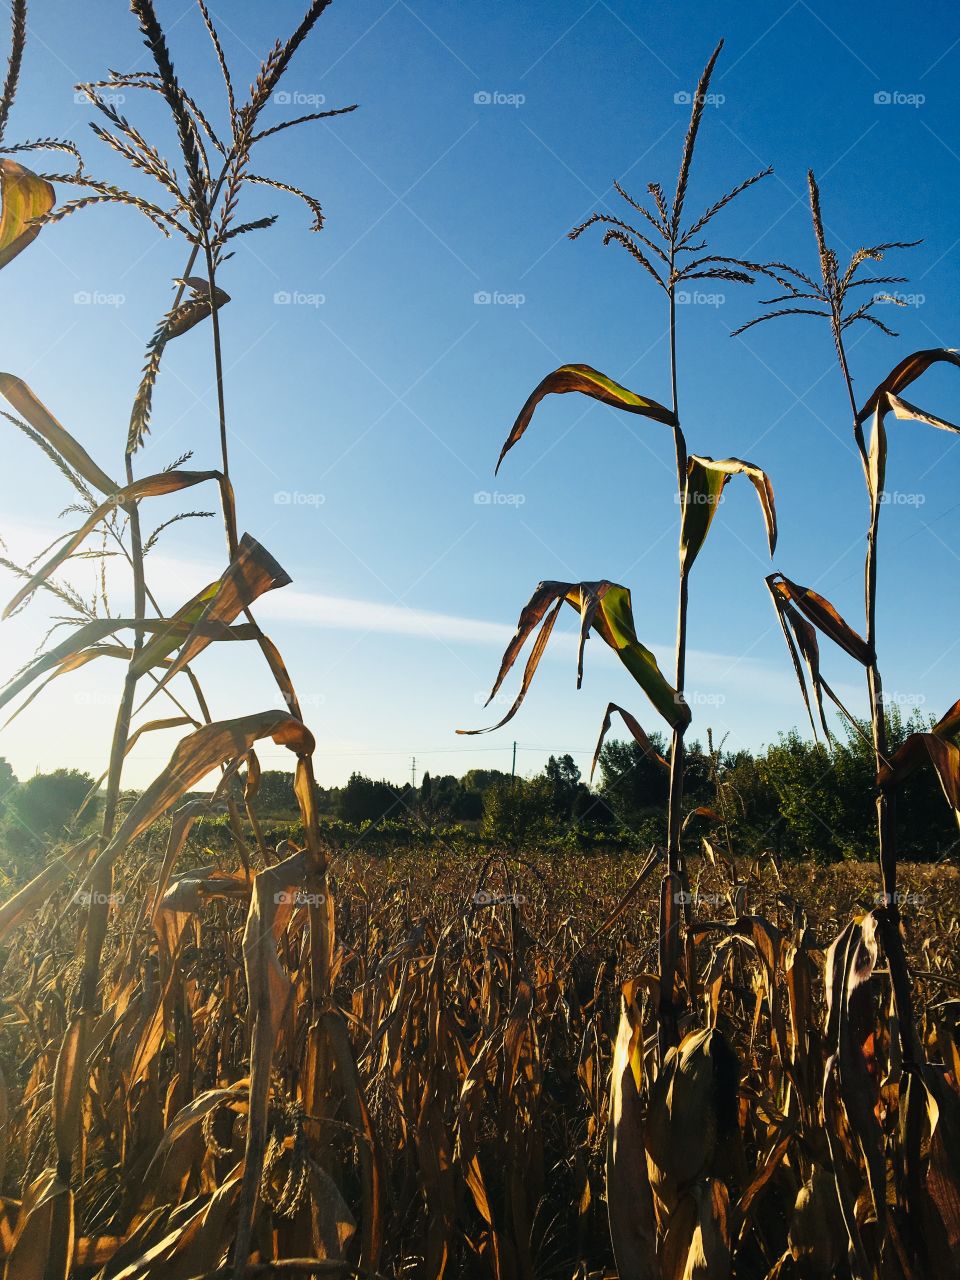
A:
[495, 364, 676, 474]
[590, 701, 668, 782]
[0, 374, 117, 493]
[591, 583, 690, 728]
[4, 1168, 74, 1280]
[934, 696, 960, 744]
[0, 838, 96, 946]
[824, 917, 886, 1233]
[52, 1013, 91, 1171]
[458, 579, 688, 735]
[139, 534, 291, 701]
[857, 348, 960, 422]
[606, 984, 658, 1280]
[878, 732, 960, 818]
[857, 349, 960, 510]
[232, 848, 317, 1276]
[132, 580, 221, 676]
[767, 573, 872, 665]
[2, 469, 223, 618]
[86, 711, 315, 881]
[680, 454, 776, 574]
[0, 615, 256, 716]
[0, 159, 54, 269]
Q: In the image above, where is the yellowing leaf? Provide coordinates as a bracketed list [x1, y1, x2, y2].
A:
[680, 454, 776, 575]
[0, 159, 54, 270]
[495, 363, 676, 473]
[458, 579, 689, 735]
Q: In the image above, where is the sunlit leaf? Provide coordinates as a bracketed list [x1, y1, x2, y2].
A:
[680, 454, 776, 574]
[458, 579, 689, 734]
[0, 158, 54, 269]
[590, 701, 668, 782]
[495, 364, 676, 474]
[0, 373, 117, 493]
[767, 573, 872, 665]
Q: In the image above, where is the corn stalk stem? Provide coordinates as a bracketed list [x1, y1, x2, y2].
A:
[833, 322, 917, 1063]
[660, 271, 688, 1053]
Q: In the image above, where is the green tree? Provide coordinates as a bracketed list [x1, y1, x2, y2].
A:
[4, 768, 95, 851]
[544, 753, 581, 821]
[482, 776, 552, 847]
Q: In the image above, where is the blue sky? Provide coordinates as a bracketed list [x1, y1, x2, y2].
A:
[1, 0, 959, 790]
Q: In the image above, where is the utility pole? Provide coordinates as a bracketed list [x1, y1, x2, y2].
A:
[511, 741, 517, 785]
[411, 756, 416, 789]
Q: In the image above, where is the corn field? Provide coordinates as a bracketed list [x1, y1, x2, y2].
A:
[1, 3, 960, 1278]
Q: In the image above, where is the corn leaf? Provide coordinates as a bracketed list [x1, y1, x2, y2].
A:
[459, 579, 688, 735]
[495, 364, 676, 473]
[680, 454, 777, 574]
[3, 469, 224, 618]
[0, 159, 54, 270]
[0, 374, 118, 493]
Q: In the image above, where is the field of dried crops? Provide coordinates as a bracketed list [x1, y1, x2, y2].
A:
[1, 839, 958, 1279]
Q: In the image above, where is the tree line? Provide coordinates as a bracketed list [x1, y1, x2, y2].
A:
[0, 707, 955, 867]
